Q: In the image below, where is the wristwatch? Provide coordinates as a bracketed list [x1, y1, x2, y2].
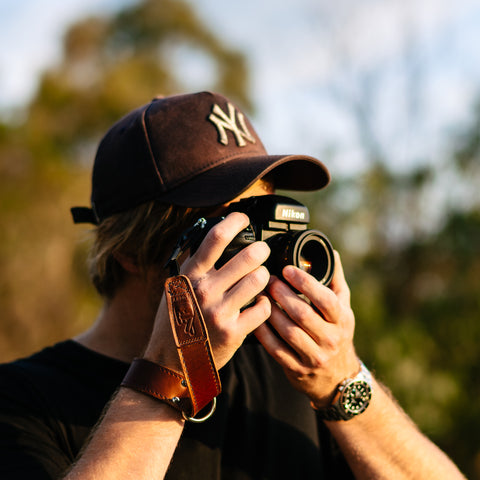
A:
[313, 362, 373, 421]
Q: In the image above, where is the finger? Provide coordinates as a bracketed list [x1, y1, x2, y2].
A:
[277, 267, 340, 324]
[214, 240, 270, 292]
[223, 265, 270, 312]
[237, 295, 272, 335]
[266, 276, 328, 346]
[328, 250, 351, 305]
[190, 212, 250, 272]
[202, 295, 272, 370]
[266, 302, 325, 368]
[254, 322, 303, 371]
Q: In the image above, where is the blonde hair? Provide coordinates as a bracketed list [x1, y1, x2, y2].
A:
[88, 176, 274, 298]
[88, 201, 216, 298]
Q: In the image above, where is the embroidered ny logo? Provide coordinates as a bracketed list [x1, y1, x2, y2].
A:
[208, 103, 256, 147]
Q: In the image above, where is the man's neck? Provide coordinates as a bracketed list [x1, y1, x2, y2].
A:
[75, 275, 160, 363]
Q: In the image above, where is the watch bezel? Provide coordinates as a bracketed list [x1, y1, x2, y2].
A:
[312, 361, 373, 421]
[339, 379, 372, 417]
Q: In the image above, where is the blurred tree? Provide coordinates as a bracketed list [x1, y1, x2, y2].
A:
[350, 207, 480, 480]
[26, 0, 251, 168]
[1, 0, 479, 477]
[292, 89, 480, 480]
[0, 0, 250, 362]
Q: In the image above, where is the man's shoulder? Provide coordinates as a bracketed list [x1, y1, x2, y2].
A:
[0, 341, 72, 396]
[0, 340, 128, 412]
[0, 340, 93, 390]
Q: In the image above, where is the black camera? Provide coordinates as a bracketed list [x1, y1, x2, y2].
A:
[189, 195, 335, 286]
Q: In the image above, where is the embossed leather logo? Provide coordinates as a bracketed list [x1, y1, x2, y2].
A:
[168, 279, 197, 337]
[208, 103, 256, 147]
[173, 294, 196, 336]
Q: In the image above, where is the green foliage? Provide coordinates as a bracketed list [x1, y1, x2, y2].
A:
[23, 0, 250, 170]
[0, 0, 250, 362]
[292, 131, 480, 478]
[353, 211, 480, 478]
[293, 159, 479, 478]
[0, 0, 479, 477]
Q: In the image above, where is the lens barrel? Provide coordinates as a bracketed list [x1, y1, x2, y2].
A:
[266, 230, 335, 286]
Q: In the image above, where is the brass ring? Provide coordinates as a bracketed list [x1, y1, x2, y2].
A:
[182, 397, 217, 423]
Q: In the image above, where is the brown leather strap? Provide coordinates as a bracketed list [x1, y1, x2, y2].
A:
[120, 275, 221, 420]
[165, 275, 221, 416]
[121, 358, 189, 413]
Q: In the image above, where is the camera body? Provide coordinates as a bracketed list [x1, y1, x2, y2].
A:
[190, 194, 335, 286]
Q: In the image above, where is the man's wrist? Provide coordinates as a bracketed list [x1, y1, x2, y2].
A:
[312, 362, 373, 421]
[116, 386, 186, 424]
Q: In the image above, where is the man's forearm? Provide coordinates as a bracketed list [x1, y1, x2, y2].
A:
[64, 388, 184, 480]
[325, 378, 466, 480]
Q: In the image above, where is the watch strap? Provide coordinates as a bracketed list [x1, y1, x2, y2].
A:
[314, 401, 346, 421]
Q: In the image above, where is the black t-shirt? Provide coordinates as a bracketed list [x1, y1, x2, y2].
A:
[0, 339, 353, 479]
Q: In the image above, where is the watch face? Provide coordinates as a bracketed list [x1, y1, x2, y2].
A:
[340, 380, 372, 416]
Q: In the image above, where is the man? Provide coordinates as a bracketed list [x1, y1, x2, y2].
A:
[0, 91, 465, 479]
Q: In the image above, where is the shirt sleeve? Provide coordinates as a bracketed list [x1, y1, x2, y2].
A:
[0, 364, 73, 480]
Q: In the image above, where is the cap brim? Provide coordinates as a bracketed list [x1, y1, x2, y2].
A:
[158, 154, 330, 207]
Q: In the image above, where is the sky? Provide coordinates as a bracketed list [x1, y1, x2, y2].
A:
[1, 0, 480, 176]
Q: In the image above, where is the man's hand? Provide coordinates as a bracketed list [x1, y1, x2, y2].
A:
[255, 251, 359, 406]
[144, 212, 272, 371]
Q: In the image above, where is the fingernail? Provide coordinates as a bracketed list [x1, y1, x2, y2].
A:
[282, 265, 296, 279]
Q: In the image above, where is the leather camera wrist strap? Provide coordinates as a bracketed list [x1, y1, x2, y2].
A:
[121, 275, 221, 423]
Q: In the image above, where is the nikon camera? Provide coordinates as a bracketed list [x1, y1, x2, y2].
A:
[189, 194, 335, 286]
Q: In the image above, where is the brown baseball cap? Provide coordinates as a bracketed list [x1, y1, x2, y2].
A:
[71, 91, 330, 224]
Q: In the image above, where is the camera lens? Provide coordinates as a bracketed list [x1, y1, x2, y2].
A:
[299, 257, 313, 274]
[266, 230, 335, 286]
[294, 231, 335, 285]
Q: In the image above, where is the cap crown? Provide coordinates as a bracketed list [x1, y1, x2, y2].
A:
[91, 92, 267, 219]
[72, 91, 330, 224]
